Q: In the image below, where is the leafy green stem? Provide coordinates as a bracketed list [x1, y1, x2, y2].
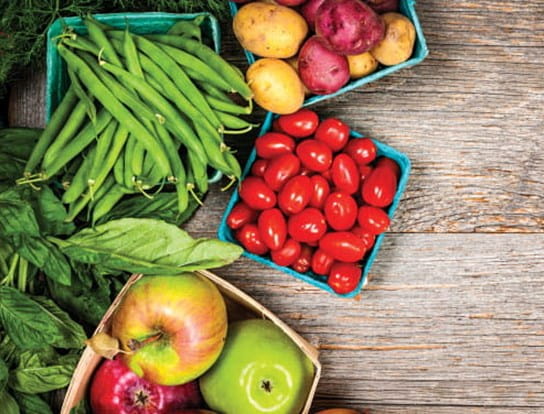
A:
[1, 253, 19, 287]
[17, 257, 28, 293]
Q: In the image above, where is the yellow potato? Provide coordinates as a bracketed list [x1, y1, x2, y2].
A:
[285, 56, 311, 96]
[347, 52, 379, 79]
[247, 58, 305, 114]
[233, 2, 308, 59]
[371, 12, 416, 66]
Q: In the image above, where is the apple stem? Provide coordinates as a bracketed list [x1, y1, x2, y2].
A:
[128, 332, 163, 351]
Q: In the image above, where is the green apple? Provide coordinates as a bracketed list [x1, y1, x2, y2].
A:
[200, 319, 315, 414]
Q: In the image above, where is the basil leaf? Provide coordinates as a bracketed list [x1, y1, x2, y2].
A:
[13, 392, 53, 414]
[0, 287, 80, 350]
[0, 389, 20, 414]
[69, 398, 91, 414]
[16, 235, 71, 286]
[0, 190, 40, 238]
[0, 357, 7, 392]
[31, 297, 86, 349]
[98, 191, 201, 226]
[9, 357, 76, 393]
[0, 128, 41, 160]
[0, 153, 24, 182]
[0, 335, 18, 366]
[32, 187, 75, 236]
[54, 218, 242, 274]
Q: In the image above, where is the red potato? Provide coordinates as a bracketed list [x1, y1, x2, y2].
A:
[298, 36, 350, 95]
[315, 0, 385, 55]
[363, 0, 399, 13]
[300, 0, 327, 30]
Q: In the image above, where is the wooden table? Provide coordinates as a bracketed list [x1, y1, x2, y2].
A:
[8, 1, 544, 412]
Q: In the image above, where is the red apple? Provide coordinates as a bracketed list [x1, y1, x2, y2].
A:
[90, 357, 202, 414]
[111, 273, 228, 386]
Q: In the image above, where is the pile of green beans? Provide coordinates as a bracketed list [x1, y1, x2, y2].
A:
[18, 15, 255, 223]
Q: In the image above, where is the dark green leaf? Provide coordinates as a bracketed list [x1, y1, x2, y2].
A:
[98, 191, 201, 226]
[16, 235, 71, 286]
[69, 398, 91, 414]
[13, 391, 53, 414]
[0, 287, 81, 350]
[0, 190, 40, 238]
[8, 355, 76, 393]
[0, 389, 20, 414]
[47, 270, 112, 328]
[0, 335, 19, 367]
[31, 297, 86, 349]
[0, 153, 24, 182]
[54, 218, 243, 274]
[0, 129, 41, 160]
[0, 357, 8, 392]
[32, 187, 75, 236]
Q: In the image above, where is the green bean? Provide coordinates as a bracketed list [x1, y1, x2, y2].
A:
[113, 152, 125, 186]
[145, 34, 253, 100]
[84, 15, 123, 67]
[204, 94, 252, 115]
[167, 18, 202, 41]
[224, 150, 242, 180]
[88, 123, 129, 197]
[67, 66, 97, 123]
[197, 81, 232, 102]
[106, 31, 221, 130]
[62, 146, 95, 204]
[57, 44, 171, 176]
[42, 108, 113, 178]
[192, 121, 233, 175]
[216, 111, 259, 132]
[184, 66, 233, 92]
[91, 183, 127, 224]
[123, 136, 137, 189]
[76, 50, 165, 127]
[41, 99, 88, 169]
[24, 86, 78, 175]
[88, 119, 117, 185]
[99, 62, 208, 168]
[187, 150, 208, 194]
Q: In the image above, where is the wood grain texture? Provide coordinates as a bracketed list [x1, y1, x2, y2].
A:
[6, 0, 544, 412]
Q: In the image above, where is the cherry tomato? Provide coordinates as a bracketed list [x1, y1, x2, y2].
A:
[277, 109, 319, 138]
[278, 175, 312, 215]
[272, 119, 284, 133]
[328, 262, 362, 294]
[263, 153, 301, 191]
[292, 245, 314, 273]
[251, 159, 268, 177]
[235, 223, 269, 255]
[343, 138, 377, 165]
[299, 167, 313, 176]
[271, 238, 301, 267]
[376, 156, 400, 178]
[358, 164, 373, 183]
[331, 153, 360, 194]
[314, 118, 350, 152]
[361, 163, 397, 207]
[226, 201, 258, 230]
[323, 192, 358, 231]
[287, 208, 327, 243]
[351, 225, 376, 250]
[296, 139, 332, 172]
[239, 177, 276, 210]
[321, 168, 332, 182]
[257, 208, 287, 250]
[357, 206, 390, 234]
[309, 175, 330, 209]
[311, 249, 335, 275]
[319, 232, 366, 262]
[255, 132, 295, 159]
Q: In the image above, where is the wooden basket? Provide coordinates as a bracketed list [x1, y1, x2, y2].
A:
[60, 270, 321, 414]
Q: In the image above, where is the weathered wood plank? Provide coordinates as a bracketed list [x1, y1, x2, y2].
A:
[207, 233, 544, 410]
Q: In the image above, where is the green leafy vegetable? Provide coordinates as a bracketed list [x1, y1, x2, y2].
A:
[0, 190, 41, 238]
[0, 388, 20, 414]
[13, 391, 53, 414]
[0, 357, 8, 392]
[32, 186, 75, 236]
[0, 287, 84, 350]
[52, 218, 243, 274]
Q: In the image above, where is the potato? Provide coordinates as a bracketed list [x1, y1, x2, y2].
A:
[298, 36, 350, 95]
[247, 58, 305, 114]
[371, 12, 416, 66]
[233, 2, 308, 59]
[347, 52, 379, 79]
[285, 56, 312, 96]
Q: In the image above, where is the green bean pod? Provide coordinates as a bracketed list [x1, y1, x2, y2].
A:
[57, 44, 171, 177]
[91, 183, 127, 224]
[145, 34, 253, 100]
[62, 146, 96, 204]
[167, 18, 203, 41]
[216, 111, 259, 132]
[24, 86, 78, 175]
[84, 15, 123, 67]
[204, 94, 252, 116]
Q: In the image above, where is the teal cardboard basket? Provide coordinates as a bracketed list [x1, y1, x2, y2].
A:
[218, 112, 411, 298]
[229, 0, 428, 108]
[45, 12, 222, 183]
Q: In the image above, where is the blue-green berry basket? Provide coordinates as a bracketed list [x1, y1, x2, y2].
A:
[218, 112, 411, 298]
